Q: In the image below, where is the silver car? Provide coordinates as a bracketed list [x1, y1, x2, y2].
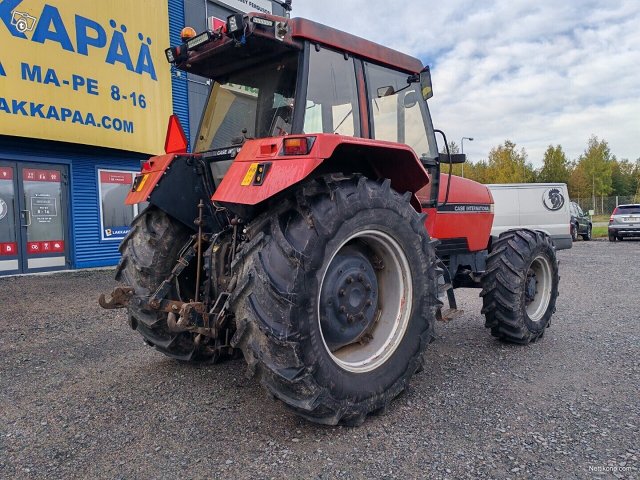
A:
[608, 204, 640, 241]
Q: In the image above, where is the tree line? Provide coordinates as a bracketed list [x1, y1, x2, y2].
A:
[442, 135, 640, 200]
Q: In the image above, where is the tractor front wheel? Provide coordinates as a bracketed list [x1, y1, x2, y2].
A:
[481, 230, 559, 344]
[229, 176, 438, 425]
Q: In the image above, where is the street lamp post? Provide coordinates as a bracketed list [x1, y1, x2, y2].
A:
[460, 137, 474, 178]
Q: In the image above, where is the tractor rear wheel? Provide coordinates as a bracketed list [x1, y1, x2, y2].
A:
[481, 229, 559, 344]
[229, 176, 438, 425]
[116, 207, 217, 362]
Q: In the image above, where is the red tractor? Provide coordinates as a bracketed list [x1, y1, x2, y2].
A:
[100, 11, 559, 426]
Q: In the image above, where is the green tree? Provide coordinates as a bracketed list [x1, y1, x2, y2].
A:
[486, 140, 534, 183]
[468, 160, 491, 184]
[445, 141, 460, 154]
[538, 145, 570, 184]
[611, 159, 637, 196]
[568, 161, 590, 199]
[574, 136, 614, 207]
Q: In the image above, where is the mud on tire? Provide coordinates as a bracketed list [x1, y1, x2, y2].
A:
[229, 175, 438, 425]
[480, 229, 559, 344]
[115, 207, 216, 362]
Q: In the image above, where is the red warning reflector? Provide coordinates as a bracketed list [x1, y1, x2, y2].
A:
[209, 16, 227, 32]
[164, 114, 188, 154]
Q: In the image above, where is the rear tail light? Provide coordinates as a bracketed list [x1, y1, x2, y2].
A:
[283, 137, 314, 156]
[609, 215, 614, 223]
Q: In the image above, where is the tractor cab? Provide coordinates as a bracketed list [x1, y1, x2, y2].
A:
[159, 13, 493, 255]
[161, 13, 441, 196]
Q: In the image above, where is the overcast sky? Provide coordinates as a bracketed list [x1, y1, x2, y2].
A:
[292, 0, 640, 167]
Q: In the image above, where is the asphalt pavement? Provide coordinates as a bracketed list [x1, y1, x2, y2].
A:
[1, 238, 638, 479]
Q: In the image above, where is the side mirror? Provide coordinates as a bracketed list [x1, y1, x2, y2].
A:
[420, 67, 433, 100]
[439, 153, 466, 164]
[377, 86, 395, 98]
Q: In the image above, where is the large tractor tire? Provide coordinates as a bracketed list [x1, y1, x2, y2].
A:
[229, 175, 438, 425]
[480, 229, 559, 344]
[115, 207, 216, 362]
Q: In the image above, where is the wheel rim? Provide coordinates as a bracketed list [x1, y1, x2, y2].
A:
[525, 254, 553, 322]
[318, 230, 412, 373]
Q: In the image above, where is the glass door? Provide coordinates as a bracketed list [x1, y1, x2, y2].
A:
[0, 163, 19, 274]
[0, 161, 69, 275]
[19, 164, 69, 272]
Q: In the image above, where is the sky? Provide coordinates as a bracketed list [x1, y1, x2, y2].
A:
[292, 0, 640, 167]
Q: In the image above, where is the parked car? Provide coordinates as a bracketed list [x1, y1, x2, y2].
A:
[609, 204, 640, 241]
[569, 201, 592, 241]
[487, 183, 572, 250]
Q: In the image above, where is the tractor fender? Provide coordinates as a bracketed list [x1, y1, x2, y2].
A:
[126, 153, 224, 231]
[212, 134, 430, 210]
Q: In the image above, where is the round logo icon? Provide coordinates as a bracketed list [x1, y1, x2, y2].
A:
[542, 188, 565, 211]
[0, 198, 7, 220]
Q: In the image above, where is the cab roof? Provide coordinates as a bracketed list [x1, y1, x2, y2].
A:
[290, 17, 424, 73]
[177, 13, 424, 78]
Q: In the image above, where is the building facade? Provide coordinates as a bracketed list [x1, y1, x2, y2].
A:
[0, 0, 284, 276]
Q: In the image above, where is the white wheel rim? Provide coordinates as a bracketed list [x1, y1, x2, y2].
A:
[317, 230, 412, 373]
[526, 254, 553, 322]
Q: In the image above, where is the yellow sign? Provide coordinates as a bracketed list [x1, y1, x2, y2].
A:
[0, 0, 173, 154]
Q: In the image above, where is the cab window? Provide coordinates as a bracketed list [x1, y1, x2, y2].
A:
[304, 47, 361, 137]
[365, 62, 434, 157]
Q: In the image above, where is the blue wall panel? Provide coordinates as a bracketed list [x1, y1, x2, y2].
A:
[169, 0, 191, 148]
[0, 136, 144, 269]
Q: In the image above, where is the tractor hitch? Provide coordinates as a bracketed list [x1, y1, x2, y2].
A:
[100, 283, 233, 340]
[98, 287, 135, 309]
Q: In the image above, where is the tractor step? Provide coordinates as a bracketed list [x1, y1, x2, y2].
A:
[437, 308, 464, 322]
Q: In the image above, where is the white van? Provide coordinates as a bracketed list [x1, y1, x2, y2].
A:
[487, 183, 572, 250]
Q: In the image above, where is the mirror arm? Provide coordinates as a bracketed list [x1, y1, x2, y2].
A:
[434, 129, 453, 207]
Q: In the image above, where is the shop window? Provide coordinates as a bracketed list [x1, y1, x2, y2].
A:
[98, 169, 141, 241]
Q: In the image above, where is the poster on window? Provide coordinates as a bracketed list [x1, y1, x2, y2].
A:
[98, 170, 136, 240]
